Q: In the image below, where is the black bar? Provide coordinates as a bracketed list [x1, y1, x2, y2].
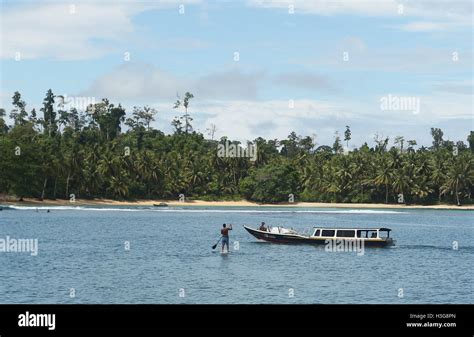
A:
[0, 304, 471, 335]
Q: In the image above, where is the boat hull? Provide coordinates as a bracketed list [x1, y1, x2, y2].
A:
[244, 226, 394, 248]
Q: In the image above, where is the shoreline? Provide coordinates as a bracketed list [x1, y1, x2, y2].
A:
[1, 197, 473, 210]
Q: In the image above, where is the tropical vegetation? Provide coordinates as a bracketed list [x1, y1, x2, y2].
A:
[0, 90, 473, 205]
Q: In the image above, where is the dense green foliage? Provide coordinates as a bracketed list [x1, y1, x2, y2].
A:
[0, 90, 473, 205]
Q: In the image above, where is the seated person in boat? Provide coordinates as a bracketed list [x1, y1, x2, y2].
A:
[259, 222, 267, 231]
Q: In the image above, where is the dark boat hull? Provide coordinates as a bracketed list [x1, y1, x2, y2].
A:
[244, 226, 394, 248]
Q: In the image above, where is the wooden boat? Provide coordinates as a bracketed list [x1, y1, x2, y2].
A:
[153, 202, 168, 207]
[244, 225, 394, 247]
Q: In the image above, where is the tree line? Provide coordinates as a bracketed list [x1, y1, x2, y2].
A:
[0, 90, 473, 205]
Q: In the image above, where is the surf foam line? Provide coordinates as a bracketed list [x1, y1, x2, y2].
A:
[4, 205, 141, 212]
[153, 209, 405, 214]
[3, 205, 405, 214]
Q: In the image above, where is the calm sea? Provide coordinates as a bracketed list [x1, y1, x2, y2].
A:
[0, 205, 472, 304]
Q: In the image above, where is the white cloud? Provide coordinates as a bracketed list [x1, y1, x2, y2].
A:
[82, 61, 472, 144]
[248, 0, 473, 31]
[0, 91, 10, 108]
[398, 21, 447, 32]
[83, 62, 343, 103]
[340, 37, 367, 53]
[291, 45, 473, 74]
[83, 63, 265, 101]
[419, 93, 473, 120]
[248, 0, 472, 18]
[0, 1, 201, 60]
[85, 63, 185, 101]
[248, 0, 400, 16]
[274, 72, 335, 91]
[193, 99, 352, 142]
[195, 69, 266, 100]
[176, 95, 472, 145]
[431, 80, 473, 95]
[393, 19, 472, 32]
[2, 0, 470, 62]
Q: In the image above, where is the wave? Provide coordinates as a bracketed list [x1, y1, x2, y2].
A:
[4, 205, 142, 212]
[397, 244, 474, 251]
[2, 205, 404, 214]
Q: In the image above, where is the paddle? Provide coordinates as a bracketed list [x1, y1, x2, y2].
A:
[212, 237, 222, 250]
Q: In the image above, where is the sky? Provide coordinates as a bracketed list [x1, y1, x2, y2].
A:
[0, 0, 472, 147]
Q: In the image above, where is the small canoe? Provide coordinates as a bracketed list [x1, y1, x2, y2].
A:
[153, 203, 168, 207]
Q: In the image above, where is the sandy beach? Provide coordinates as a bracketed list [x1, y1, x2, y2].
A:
[1, 197, 473, 210]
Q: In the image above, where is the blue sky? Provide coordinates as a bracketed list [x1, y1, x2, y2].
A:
[1, 0, 472, 147]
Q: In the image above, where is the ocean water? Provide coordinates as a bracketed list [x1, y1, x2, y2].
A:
[0, 205, 472, 304]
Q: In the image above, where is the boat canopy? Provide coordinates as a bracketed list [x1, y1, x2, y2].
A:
[313, 227, 391, 231]
[312, 227, 392, 239]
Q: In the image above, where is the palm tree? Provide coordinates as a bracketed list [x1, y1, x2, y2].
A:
[108, 175, 129, 199]
[430, 154, 447, 202]
[392, 168, 411, 204]
[441, 154, 473, 205]
[374, 155, 393, 203]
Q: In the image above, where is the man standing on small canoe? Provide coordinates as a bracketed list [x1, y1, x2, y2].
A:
[221, 223, 232, 253]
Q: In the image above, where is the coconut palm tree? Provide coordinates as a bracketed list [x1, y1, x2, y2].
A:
[430, 154, 448, 202]
[441, 154, 474, 205]
[374, 155, 393, 203]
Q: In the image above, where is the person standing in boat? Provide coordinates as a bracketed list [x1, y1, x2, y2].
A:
[259, 222, 267, 231]
[221, 223, 232, 253]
